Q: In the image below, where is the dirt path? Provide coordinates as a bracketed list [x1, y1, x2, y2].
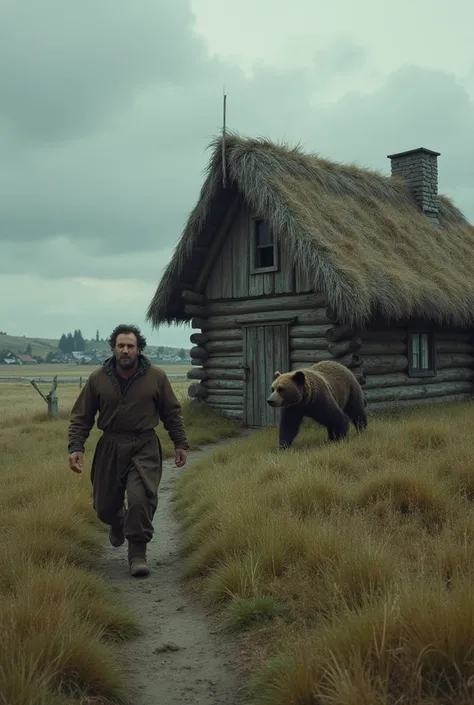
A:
[99, 432, 253, 705]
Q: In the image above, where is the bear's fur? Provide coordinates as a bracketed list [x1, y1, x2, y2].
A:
[267, 359, 367, 449]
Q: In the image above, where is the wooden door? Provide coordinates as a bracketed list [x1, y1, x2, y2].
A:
[242, 323, 290, 427]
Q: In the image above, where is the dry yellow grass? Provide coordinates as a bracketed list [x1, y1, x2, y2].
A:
[0, 378, 240, 705]
[172, 400, 474, 705]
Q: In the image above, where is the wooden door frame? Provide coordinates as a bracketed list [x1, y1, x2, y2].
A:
[239, 316, 295, 427]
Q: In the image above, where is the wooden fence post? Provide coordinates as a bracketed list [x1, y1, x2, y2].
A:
[30, 375, 59, 418]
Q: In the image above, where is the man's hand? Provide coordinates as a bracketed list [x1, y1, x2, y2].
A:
[69, 451, 84, 473]
[174, 448, 187, 468]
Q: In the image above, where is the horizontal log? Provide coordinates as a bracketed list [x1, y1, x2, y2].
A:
[205, 340, 243, 354]
[206, 329, 242, 342]
[363, 367, 474, 390]
[189, 332, 208, 346]
[192, 308, 331, 331]
[358, 328, 473, 343]
[187, 367, 206, 380]
[356, 354, 474, 376]
[435, 332, 472, 343]
[182, 290, 207, 306]
[184, 304, 207, 318]
[437, 353, 474, 369]
[189, 345, 208, 360]
[205, 389, 243, 398]
[290, 325, 332, 338]
[291, 353, 362, 370]
[326, 324, 357, 343]
[290, 338, 329, 351]
[187, 383, 207, 400]
[435, 340, 474, 354]
[359, 328, 407, 341]
[206, 393, 243, 405]
[206, 293, 326, 316]
[364, 380, 474, 404]
[200, 357, 243, 369]
[290, 351, 334, 364]
[204, 378, 243, 391]
[367, 393, 473, 415]
[359, 341, 407, 355]
[203, 369, 244, 380]
[363, 355, 408, 375]
[328, 337, 362, 357]
[207, 399, 243, 409]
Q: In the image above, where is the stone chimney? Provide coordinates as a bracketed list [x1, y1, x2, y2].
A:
[387, 147, 440, 224]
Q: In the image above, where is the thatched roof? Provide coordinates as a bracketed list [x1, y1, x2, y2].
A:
[146, 132, 474, 329]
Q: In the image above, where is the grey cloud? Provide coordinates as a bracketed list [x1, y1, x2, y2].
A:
[302, 65, 474, 217]
[0, 236, 173, 282]
[1, 0, 473, 288]
[0, 0, 204, 143]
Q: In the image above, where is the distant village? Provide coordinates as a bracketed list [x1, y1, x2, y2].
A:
[0, 331, 191, 367]
[1, 348, 191, 366]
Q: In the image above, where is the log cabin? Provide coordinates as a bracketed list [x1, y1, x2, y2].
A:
[146, 133, 474, 427]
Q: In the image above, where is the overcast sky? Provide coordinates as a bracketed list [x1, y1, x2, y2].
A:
[1, 0, 473, 348]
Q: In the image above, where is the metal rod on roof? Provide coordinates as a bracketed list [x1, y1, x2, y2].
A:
[222, 85, 227, 189]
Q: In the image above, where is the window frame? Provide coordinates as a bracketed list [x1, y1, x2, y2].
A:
[250, 217, 279, 274]
[407, 328, 437, 377]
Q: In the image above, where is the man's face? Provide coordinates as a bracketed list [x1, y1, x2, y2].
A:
[114, 332, 139, 370]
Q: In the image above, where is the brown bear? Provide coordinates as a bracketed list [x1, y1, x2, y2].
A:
[267, 359, 367, 449]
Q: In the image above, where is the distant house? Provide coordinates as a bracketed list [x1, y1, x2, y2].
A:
[15, 354, 37, 364]
[1, 352, 37, 365]
[70, 351, 93, 364]
[2, 355, 17, 365]
[146, 133, 474, 427]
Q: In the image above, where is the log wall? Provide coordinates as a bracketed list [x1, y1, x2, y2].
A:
[187, 199, 474, 419]
[358, 325, 474, 410]
[184, 287, 474, 421]
[185, 291, 334, 421]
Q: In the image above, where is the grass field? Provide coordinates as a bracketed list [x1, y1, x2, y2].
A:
[0, 377, 240, 705]
[172, 399, 474, 705]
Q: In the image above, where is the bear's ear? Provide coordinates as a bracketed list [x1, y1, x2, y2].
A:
[292, 370, 306, 387]
[273, 371, 281, 380]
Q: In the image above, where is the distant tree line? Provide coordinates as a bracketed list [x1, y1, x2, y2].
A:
[58, 329, 86, 353]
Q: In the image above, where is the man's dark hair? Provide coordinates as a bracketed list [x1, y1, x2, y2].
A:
[108, 324, 147, 352]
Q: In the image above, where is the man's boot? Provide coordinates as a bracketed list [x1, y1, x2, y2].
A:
[128, 541, 149, 577]
[108, 509, 125, 547]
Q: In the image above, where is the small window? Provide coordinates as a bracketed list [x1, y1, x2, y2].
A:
[252, 219, 278, 272]
[408, 331, 436, 376]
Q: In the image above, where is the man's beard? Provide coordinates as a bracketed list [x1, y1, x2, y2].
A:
[117, 354, 136, 369]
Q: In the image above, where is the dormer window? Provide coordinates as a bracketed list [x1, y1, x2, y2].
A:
[252, 218, 278, 273]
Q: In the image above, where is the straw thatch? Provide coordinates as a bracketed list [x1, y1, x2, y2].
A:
[146, 132, 474, 329]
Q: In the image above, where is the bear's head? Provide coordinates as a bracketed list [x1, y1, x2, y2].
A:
[267, 369, 307, 408]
